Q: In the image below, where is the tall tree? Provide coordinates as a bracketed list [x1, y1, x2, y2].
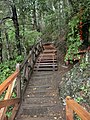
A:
[11, 4, 21, 55]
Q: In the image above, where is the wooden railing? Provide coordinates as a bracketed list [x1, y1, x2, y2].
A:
[0, 40, 43, 120]
[66, 96, 90, 120]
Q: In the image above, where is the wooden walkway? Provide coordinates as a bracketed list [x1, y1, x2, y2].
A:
[0, 42, 90, 120]
[16, 44, 63, 120]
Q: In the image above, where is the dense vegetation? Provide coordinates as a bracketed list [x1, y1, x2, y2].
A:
[0, 0, 90, 119]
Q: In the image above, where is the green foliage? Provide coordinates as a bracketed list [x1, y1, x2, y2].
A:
[65, 16, 82, 62]
[0, 55, 23, 84]
[65, 35, 81, 62]
[24, 30, 42, 45]
[20, 29, 42, 51]
[75, 96, 83, 103]
[43, 12, 59, 41]
[6, 106, 13, 117]
[0, 61, 14, 84]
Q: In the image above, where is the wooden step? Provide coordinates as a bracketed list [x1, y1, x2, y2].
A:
[31, 76, 53, 80]
[34, 64, 57, 68]
[36, 60, 57, 63]
[33, 71, 53, 76]
[43, 50, 57, 53]
[29, 79, 53, 86]
[22, 101, 59, 108]
[28, 84, 52, 87]
[16, 116, 59, 120]
[38, 57, 57, 60]
[16, 116, 61, 120]
[43, 46, 55, 50]
[24, 91, 57, 98]
[34, 67, 58, 71]
[29, 77, 55, 86]
[26, 84, 52, 93]
[39, 53, 56, 56]
[35, 63, 57, 65]
[38, 55, 56, 57]
[23, 97, 58, 105]
[25, 89, 56, 96]
[21, 104, 61, 116]
[25, 87, 55, 94]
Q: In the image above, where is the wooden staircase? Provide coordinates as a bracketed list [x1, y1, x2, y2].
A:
[15, 43, 63, 120]
[34, 43, 57, 71]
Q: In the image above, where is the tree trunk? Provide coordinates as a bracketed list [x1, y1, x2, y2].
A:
[33, 1, 37, 30]
[82, 23, 89, 47]
[12, 5, 22, 55]
[4, 29, 11, 60]
[0, 29, 2, 62]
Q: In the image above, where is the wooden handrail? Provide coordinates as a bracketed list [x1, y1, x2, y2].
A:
[0, 71, 19, 95]
[0, 98, 20, 109]
[20, 40, 42, 70]
[0, 39, 43, 120]
[66, 96, 90, 120]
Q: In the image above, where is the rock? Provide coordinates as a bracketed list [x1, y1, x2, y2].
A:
[59, 52, 90, 108]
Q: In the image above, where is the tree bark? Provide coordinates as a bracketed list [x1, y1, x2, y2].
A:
[4, 28, 11, 60]
[12, 5, 22, 55]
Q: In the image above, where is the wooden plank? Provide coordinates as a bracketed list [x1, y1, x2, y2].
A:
[43, 46, 55, 49]
[39, 55, 56, 57]
[39, 53, 56, 56]
[36, 63, 57, 65]
[0, 98, 20, 109]
[34, 64, 57, 67]
[0, 71, 19, 95]
[17, 74, 21, 98]
[43, 49, 56, 52]
[66, 96, 90, 120]
[66, 100, 73, 120]
[34, 67, 58, 71]
[43, 44, 54, 47]
[38, 56, 56, 60]
[36, 60, 57, 63]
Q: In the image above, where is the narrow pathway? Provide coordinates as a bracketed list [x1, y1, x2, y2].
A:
[16, 43, 65, 120]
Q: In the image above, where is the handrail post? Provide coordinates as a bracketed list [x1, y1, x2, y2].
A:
[66, 96, 74, 120]
[16, 63, 21, 98]
[40, 40, 43, 51]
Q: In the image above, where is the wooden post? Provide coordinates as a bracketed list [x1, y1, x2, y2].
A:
[36, 45, 39, 56]
[24, 63, 28, 81]
[33, 48, 36, 63]
[66, 96, 74, 120]
[35, 46, 37, 57]
[40, 41, 43, 51]
[16, 64, 21, 98]
[37, 44, 39, 55]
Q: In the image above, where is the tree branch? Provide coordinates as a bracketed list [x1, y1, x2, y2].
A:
[0, 16, 12, 24]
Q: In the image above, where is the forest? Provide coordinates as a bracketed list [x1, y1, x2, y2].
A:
[0, 0, 90, 119]
[0, 0, 90, 78]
